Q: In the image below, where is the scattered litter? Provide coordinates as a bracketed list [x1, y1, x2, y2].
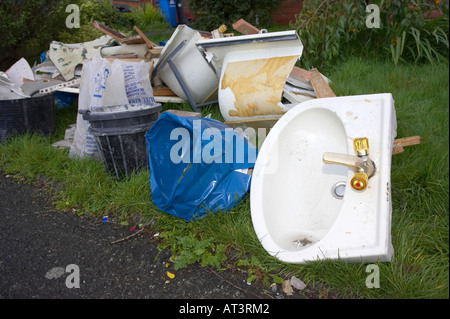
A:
[51, 124, 76, 149]
[5, 57, 34, 87]
[282, 280, 294, 296]
[167, 271, 175, 279]
[270, 283, 278, 293]
[290, 276, 307, 290]
[102, 216, 109, 224]
[0, 71, 29, 99]
[45, 267, 66, 280]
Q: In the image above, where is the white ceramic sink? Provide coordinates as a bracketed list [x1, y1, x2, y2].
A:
[250, 93, 397, 264]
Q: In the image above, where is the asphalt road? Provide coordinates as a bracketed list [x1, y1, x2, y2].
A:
[0, 171, 312, 303]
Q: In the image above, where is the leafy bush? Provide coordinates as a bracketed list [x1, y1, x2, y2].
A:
[126, 3, 169, 31]
[0, 0, 172, 67]
[0, 0, 64, 57]
[57, 24, 105, 44]
[0, 0, 125, 67]
[52, 0, 134, 43]
[294, 0, 449, 70]
[188, 0, 280, 31]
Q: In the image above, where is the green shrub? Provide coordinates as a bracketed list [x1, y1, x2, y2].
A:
[52, 0, 134, 43]
[126, 3, 169, 31]
[294, 0, 449, 71]
[0, 0, 65, 59]
[188, 0, 280, 31]
[57, 24, 105, 44]
[0, 0, 131, 67]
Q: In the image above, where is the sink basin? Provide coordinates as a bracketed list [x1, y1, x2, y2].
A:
[250, 93, 397, 264]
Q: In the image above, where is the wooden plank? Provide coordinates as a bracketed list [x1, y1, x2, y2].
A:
[145, 48, 163, 59]
[93, 20, 145, 44]
[165, 109, 201, 117]
[290, 66, 312, 82]
[149, 59, 155, 82]
[153, 96, 185, 103]
[232, 18, 260, 35]
[121, 35, 146, 45]
[153, 86, 177, 96]
[393, 136, 422, 154]
[310, 68, 336, 98]
[133, 25, 158, 49]
[93, 20, 127, 42]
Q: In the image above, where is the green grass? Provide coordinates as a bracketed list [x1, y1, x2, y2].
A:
[0, 57, 448, 299]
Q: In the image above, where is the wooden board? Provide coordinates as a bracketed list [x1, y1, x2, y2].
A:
[310, 68, 336, 98]
[165, 109, 201, 117]
[133, 26, 158, 48]
[393, 136, 422, 154]
[153, 86, 177, 96]
[232, 18, 260, 35]
[289, 66, 312, 82]
[93, 20, 145, 44]
[93, 20, 127, 41]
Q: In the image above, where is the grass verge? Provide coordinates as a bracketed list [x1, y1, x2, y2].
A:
[0, 57, 448, 299]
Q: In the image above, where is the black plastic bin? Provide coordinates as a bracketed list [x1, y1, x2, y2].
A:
[80, 103, 162, 179]
[0, 93, 56, 142]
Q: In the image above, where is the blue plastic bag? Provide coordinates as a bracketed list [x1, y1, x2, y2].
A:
[146, 112, 257, 221]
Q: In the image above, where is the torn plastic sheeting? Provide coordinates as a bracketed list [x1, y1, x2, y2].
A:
[146, 112, 257, 222]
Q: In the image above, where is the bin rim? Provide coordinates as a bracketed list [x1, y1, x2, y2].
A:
[0, 92, 55, 105]
[88, 121, 156, 136]
[79, 103, 162, 121]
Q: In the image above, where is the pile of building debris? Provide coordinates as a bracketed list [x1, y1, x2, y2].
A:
[1, 18, 330, 108]
[1, 18, 420, 156]
[1, 18, 338, 152]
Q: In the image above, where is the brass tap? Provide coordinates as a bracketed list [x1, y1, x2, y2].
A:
[354, 137, 369, 157]
[322, 137, 376, 191]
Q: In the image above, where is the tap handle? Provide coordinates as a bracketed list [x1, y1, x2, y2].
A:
[354, 137, 369, 157]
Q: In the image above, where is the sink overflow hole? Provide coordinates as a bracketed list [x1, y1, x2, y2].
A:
[332, 181, 346, 199]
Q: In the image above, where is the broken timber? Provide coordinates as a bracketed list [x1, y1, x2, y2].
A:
[310, 68, 336, 98]
[393, 136, 422, 155]
[232, 18, 260, 35]
[93, 20, 150, 45]
[133, 25, 158, 49]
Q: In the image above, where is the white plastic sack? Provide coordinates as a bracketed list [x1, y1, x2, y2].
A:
[69, 57, 155, 158]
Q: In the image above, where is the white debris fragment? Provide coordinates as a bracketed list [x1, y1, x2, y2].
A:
[290, 276, 307, 290]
